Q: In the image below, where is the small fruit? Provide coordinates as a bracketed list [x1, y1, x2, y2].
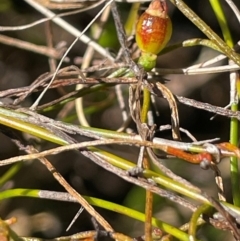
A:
[136, 0, 172, 55]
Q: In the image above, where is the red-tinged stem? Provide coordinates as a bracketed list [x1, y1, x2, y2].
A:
[166, 146, 213, 164]
[217, 142, 240, 159]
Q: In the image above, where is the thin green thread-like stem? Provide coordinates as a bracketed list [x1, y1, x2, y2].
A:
[1, 108, 240, 218]
[209, 0, 240, 206]
[124, 3, 140, 36]
[0, 108, 230, 205]
[0, 188, 39, 200]
[141, 87, 151, 123]
[40, 83, 113, 112]
[209, 0, 233, 47]
[0, 188, 197, 241]
[169, 0, 240, 66]
[188, 204, 211, 240]
[230, 104, 240, 206]
[0, 107, 207, 203]
[91, 147, 208, 203]
[0, 112, 68, 146]
[0, 163, 23, 188]
[138, 57, 158, 123]
[161, 38, 223, 55]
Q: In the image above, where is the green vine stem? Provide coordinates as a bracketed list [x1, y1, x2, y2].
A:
[0, 163, 23, 188]
[1, 106, 240, 210]
[209, 0, 233, 47]
[0, 106, 228, 155]
[188, 204, 212, 241]
[0, 188, 198, 241]
[0, 112, 68, 146]
[230, 104, 240, 206]
[125, 3, 154, 240]
[124, 3, 140, 36]
[161, 38, 223, 55]
[209, 0, 240, 206]
[1, 108, 240, 232]
[135, 0, 173, 123]
[141, 87, 151, 123]
[168, 0, 240, 66]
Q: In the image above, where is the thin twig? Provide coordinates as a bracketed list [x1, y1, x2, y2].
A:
[0, 34, 63, 59]
[153, 64, 240, 75]
[75, 4, 112, 127]
[169, 0, 240, 66]
[225, 0, 240, 24]
[29, 0, 114, 109]
[27, 145, 113, 232]
[23, 0, 114, 59]
[82, 150, 198, 211]
[45, 21, 57, 72]
[176, 95, 240, 121]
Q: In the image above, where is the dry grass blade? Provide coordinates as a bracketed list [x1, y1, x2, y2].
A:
[35, 0, 102, 9]
[26, 0, 113, 109]
[36, 0, 91, 9]
[0, 34, 64, 59]
[26, 145, 114, 232]
[155, 82, 181, 140]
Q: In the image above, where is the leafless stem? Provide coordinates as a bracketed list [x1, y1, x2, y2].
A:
[0, 34, 62, 59]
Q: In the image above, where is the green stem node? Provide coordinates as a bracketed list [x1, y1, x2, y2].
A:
[138, 52, 157, 72]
